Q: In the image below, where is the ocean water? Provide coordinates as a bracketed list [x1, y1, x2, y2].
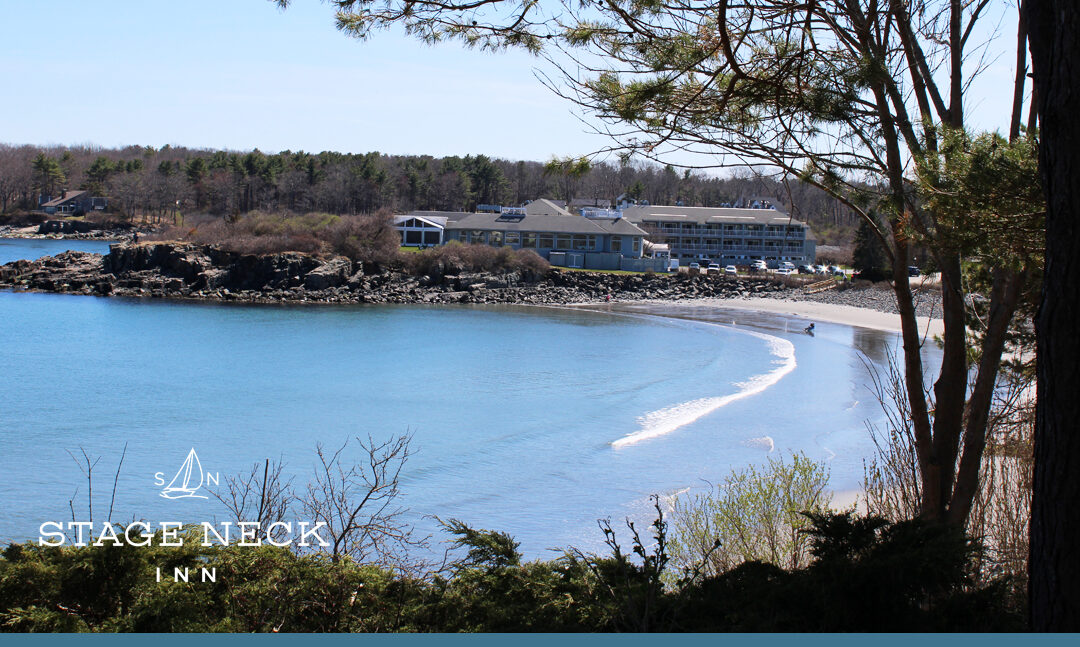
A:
[0, 237, 113, 264]
[0, 238, 933, 558]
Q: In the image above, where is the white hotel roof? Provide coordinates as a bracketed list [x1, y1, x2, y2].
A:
[620, 205, 809, 227]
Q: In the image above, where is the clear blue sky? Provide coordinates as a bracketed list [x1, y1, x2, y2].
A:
[1, 0, 1021, 164]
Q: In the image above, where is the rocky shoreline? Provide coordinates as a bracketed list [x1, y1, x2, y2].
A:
[0, 242, 793, 305]
[0, 241, 944, 316]
[0, 224, 134, 241]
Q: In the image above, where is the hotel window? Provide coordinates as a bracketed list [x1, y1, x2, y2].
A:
[522, 233, 537, 248]
[489, 231, 503, 246]
[538, 233, 554, 248]
[556, 235, 572, 250]
[611, 236, 622, 252]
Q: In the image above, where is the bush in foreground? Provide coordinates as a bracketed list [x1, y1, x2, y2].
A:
[0, 512, 1023, 632]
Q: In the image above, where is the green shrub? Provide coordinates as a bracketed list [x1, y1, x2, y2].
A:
[669, 452, 833, 578]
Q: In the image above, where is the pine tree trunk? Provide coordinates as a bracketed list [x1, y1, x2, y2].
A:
[1027, 0, 1080, 631]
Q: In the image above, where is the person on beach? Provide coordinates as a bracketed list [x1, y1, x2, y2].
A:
[804, 322, 815, 335]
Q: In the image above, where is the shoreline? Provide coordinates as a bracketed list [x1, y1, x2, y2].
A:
[647, 296, 944, 337]
[0, 239, 944, 337]
[567, 296, 943, 337]
[0, 225, 131, 241]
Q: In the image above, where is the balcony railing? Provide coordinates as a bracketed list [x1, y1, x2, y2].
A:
[651, 226, 805, 239]
[675, 244, 808, 255]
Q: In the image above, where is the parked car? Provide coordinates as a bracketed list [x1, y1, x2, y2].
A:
[798, 264, 815, 274]
[750, 260, 768, 272]
[814, 264, 828, 275]
[779, 261, 796, 271]
[724, 265, 738, 276]
[688, 262, 700, 270]
[707, 262, 722, 275]
[828, 265, 845, 276]
[908, 265, 920, 277]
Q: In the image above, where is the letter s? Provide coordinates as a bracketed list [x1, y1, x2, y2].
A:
[39, 521, 64, 546]
[153, 472, 165, 486]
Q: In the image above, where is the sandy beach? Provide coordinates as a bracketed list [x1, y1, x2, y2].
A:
[683, 296, 945, 337]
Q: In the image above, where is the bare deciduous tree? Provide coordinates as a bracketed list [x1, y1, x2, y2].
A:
[863, 349, 1034, 588]
[211, 456, 294, 544]
[301, 434, 423, 565]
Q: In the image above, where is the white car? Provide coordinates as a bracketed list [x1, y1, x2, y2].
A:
[724, 265, 737, 276]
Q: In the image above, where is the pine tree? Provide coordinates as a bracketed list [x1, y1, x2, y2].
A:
[852, 216, 890, 282]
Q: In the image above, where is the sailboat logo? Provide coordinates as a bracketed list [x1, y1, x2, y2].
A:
[155, 448, 218, 500]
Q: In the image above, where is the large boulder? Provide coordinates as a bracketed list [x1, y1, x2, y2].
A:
[195, 268, 229, 290]
[303, 256, 353, 290]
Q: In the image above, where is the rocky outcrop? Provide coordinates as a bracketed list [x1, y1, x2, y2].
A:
[0, 241, 794, 305]
[303, 256, 353, 290]
[0, 223, 134, 240]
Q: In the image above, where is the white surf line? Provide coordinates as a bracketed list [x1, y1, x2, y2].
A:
[612, 326, 797, 449]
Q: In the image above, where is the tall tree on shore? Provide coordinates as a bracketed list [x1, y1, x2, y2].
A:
[31, 153, 65, 203]
[277, 0, 1042, 528]
[83, 156, 116, 196]
[1025, 0, 1080, 631]
[851, 214, 890, 282]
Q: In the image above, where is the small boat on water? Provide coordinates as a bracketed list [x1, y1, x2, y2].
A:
[160, 448, 208, 499]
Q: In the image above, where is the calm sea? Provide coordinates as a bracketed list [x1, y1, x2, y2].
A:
[0, 238, 929, 558]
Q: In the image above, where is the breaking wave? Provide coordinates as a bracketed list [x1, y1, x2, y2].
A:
[612, 329, 796, 449]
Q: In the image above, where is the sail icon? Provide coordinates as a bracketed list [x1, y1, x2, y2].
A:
[160, 448, 209, 499]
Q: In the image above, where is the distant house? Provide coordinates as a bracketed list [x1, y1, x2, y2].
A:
[39, 191, 107, 215]
[393, 214, 447, 247]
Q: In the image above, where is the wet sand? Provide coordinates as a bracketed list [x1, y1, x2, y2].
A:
[592, 295, 945, 337]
